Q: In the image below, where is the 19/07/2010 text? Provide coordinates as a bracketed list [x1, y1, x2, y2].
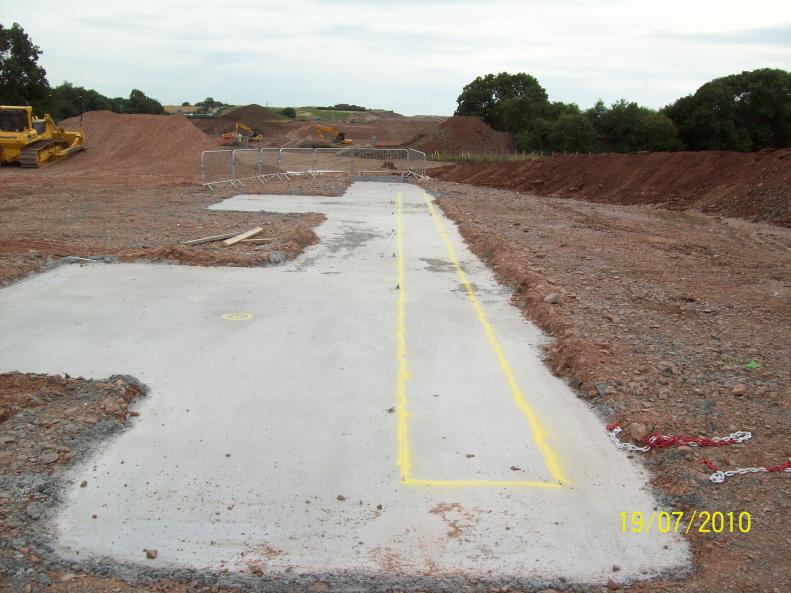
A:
[621, 511, 751, 534]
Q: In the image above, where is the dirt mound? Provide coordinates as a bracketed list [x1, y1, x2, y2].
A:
[0, 110, 218, 187]
[191, 104, 292, 137]
[222, 104, 289, 127]
[432, 149, 791, 225]
[412, 116, 514, 154]
[190, 116, 242, 136]
[192, 114, 445, 148]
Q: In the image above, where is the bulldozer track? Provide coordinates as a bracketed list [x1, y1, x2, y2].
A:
[18, 139, 57, 168]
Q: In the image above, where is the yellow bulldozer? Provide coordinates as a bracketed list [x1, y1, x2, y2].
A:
[315, 124, 352, 145]
[0, 106, 85, 168]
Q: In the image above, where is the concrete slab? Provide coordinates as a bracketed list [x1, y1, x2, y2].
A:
[0, 181, 688, 586]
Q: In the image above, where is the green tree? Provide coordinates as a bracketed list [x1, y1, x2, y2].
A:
[664, 83, 748, 150]
[585, 99, 607, 131]
[547, 113, 598, 153]
[663, 68, 791, 150]
[280, 107, 296, 118]
[592, 99, 681, 152]
[515, 117, 554, 152]
[598, 99, 645, 152]
[640, 111, 683, 151]
[195, 97, 225, 113]
[47, 81, 113, 120]
[455, 72, 549, 131]
[0, 22, 49, 109]
[124, 89, 165, 114]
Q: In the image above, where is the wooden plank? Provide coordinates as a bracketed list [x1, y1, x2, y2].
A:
[181, 232, 239, 246]
[240, 238, 274, 244]
[224, 227, 263, 246]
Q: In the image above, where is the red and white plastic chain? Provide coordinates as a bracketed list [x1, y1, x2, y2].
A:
[607, 423, 790, 484]
[701, 458, 791, 484]
[606, 423, 752, 453]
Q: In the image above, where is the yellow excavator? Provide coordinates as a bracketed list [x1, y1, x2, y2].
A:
[315, 124, 352, 145]
[221, 122, 263, 146]
[0, 106, 85, 168]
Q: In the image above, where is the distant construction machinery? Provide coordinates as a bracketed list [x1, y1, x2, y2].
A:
[221, 122, 263, 146]
[315, 124, 352, 145]
[0, 106, 85, 168]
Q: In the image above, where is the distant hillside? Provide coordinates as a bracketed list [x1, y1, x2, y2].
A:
[164, 104, 202, 115]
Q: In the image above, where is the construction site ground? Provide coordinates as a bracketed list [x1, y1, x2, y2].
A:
[1, 182, 691, 592]
[426, 180, 791, 593]
[0, 110, 789, 593]
[0, 184, 332, 288]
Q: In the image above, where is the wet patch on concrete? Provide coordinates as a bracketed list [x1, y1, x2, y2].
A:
[420, 257, 456, 273]
[325, 226, 383, 255]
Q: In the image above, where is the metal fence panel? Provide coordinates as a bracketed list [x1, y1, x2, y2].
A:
[202, 147, 428, 189]
[260, 148, 282, 175]
[315, 147, 353, 173]
[350, 148, 409, 174]
[280, 148, 316, 175]
[407, 148, 427, 178]
[232, 149, 260, 180]
[201, 150, 233, 184]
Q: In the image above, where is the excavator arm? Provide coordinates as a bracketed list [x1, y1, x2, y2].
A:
[314, 124, 352, 145]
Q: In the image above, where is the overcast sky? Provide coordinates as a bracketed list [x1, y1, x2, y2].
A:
[3, 0, 790, 115]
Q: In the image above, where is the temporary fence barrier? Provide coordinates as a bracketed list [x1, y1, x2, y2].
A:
[280, 148, 316, 176]
[232, 148, 262, 183]
[406, 148, 427, 178]
[260, 148, 282, 178]
[200, 150, 234, 189]
[315, 147, 353, 173]
[200, 147, 429, 191]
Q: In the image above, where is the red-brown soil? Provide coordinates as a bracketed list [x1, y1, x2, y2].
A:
[343, 118, 441, 147]
[221, 104, 289, 125]
[410, 115, 514, 154]
[430, 179, 791, 593]
[191, 104, 290, 136]
[190, 116, 251, 136]
[191, 114, 443, 149]
[0, 177, 351, 287]
[432, 149, 791, 225]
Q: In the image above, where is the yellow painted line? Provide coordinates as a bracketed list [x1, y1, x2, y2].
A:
[422, 193, 567, 485]
[395, 192, 412, 480]
[405, 478, 562, 489]
[395, 191, 565, 488]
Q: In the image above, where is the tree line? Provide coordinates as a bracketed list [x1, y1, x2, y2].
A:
[316, 104, 367, 112]
[456, 70, 791, 153]
[0, 22, 164, 120]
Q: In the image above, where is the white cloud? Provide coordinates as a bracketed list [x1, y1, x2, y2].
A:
[3, 0, 790, 114]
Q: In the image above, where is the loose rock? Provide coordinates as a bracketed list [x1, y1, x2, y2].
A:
[544, 292, 561, 304]
[628, 422, 648, 441]
[37, 451, 59, 464]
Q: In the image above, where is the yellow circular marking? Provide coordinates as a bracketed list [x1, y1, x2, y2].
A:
[222, 312, 253, 321]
